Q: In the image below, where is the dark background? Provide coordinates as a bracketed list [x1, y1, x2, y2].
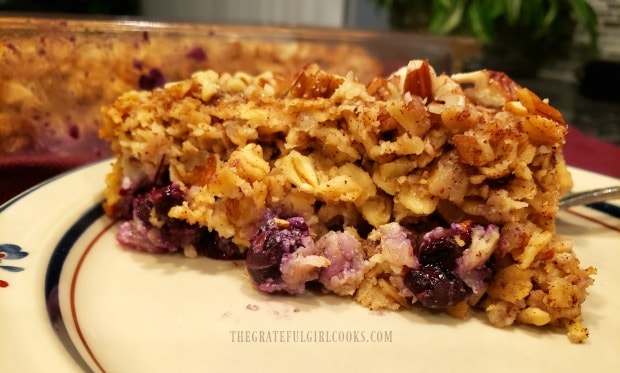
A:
[0, 0, 141, 15]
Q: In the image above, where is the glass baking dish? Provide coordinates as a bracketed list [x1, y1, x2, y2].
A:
[0, 16, 479, 203]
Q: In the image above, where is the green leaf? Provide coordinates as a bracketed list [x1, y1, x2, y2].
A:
[467, 0, 495, 44]
[567, 0, 598, 32]
[567, 0, 597, 26]
[428, 0, 466, 35]
[518, 0, 534, 28]
[505, 0, 522, 26]
[485, 0, 506, 18]
[435, 0, 455, 8]
[541, 0, 559, 29]
[524, 0, 560, 38]
[567, 0, 599, 51]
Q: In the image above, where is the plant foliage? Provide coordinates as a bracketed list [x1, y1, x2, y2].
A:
[369, 0, 598, 51]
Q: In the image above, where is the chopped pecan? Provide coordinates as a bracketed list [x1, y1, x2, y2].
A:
[184, 154, 218, 185]
[516, 87, 566, 124]
[366, 77, 391, 100]
[488, 71, 519, 101]
[403, 60, 433, 102]
[286, 63, 344, 99]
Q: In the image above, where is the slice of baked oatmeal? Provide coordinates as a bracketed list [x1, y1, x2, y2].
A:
[100, 60, 596, 343]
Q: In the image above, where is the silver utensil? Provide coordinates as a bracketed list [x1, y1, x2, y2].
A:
[559, 186, 620, 209]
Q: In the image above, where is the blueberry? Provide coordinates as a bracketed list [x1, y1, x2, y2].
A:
[153, 184, 185, 216]
[131, 183, 184, 224]
[404, 266, 468, 309]
[246, 231, 287, 283]
[405, 223, 475, 309]
[200, 231, 246, 260]
[133, 192, 153, 223]
[405, 222, 498, 309]
[246, 217, 309, 285]
[417, 236, 462, 271]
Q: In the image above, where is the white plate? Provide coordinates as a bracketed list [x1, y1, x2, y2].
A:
[1, 159, 619, 373]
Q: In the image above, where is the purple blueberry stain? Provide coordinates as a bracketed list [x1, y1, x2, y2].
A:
[138, 68, 166, 90]
[186, 47, 207, 62]
[133, 59, 144, 70]
[67, 124, 80, 139]
[7, 43, 19, 55]
[114, 179, 245, 258]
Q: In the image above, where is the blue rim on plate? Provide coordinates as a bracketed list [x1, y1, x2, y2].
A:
[44, 203, 105, 373]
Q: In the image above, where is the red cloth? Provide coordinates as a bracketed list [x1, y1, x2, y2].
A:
[564, 126, 620, 179]
[0, 155, 96, 205]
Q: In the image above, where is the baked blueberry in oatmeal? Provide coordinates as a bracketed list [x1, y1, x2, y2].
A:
[100, 60, 595, 343]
